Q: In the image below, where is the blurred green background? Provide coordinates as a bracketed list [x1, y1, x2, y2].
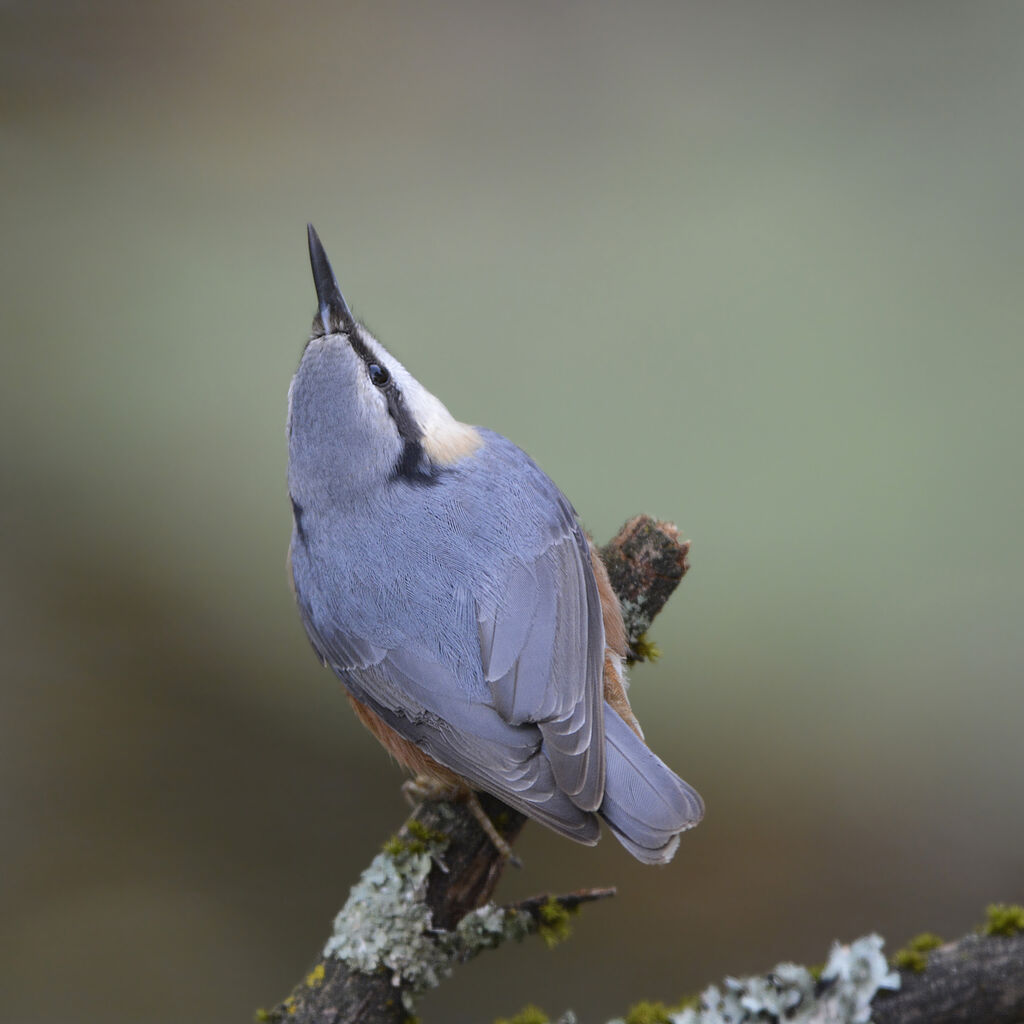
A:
[3, 2, 1023, 1021]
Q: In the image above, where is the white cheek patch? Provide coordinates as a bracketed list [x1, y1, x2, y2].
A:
[356, 326, 483, 466]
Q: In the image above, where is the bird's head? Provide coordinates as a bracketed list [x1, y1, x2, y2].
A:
[287, 225, 481, 505]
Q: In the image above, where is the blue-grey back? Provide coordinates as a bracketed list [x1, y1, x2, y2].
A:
[290, 428, 582, 697]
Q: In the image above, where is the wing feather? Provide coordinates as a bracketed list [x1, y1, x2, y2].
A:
[477, 513, 606, 813]
[336, 658, 600, 843]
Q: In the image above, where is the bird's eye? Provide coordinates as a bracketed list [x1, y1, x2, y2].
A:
[368, 363, 390, 387]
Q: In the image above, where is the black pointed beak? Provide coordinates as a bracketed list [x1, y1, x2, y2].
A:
[307, 224, 354, 332]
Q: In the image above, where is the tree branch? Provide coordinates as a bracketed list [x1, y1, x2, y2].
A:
[261, 517, 689, 1024]
[599, 916, 1024, 1024]
[873, 929, 1024, 1024]
[599, 515, 690, 655]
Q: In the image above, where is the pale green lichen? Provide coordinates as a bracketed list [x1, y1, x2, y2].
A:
[323, 836, 531, 1012]
[608, 934, 899, 1024]
[452, 901, 533, 957]
[323, 845, 441, 988]
[618, 595, 653, 640]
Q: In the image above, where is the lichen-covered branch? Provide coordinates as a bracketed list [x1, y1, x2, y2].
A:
[621, 933, 901, 1024]
[599, 516, 690, 656]
[872, 919, 1024, 1024]
[668, 922, 1024, 1024]
[260, 517, 689, 1024]
[498, 907, 1024, 1024]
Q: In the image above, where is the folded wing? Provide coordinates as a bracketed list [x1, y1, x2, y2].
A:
[299, 525, 608, 842]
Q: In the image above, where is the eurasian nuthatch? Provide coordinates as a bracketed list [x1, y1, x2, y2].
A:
[287, 225, 703, 863]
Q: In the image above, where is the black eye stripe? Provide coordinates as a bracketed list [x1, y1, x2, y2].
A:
[344, 328, 391, 388]
[345, 328, 372, 362]
[343, 327, 430, 480]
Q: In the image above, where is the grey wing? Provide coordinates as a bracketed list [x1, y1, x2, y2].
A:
[476, 516, 607, 814]
[294, 506, 607, 841]
[343, 651, 600, 843]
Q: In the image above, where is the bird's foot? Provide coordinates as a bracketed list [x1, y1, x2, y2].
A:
[464, 791, 523, 868]
[401, 775, 522, 867]
[401, 774, 457, 808]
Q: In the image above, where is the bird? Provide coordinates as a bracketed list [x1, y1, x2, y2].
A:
[287, 224, 704, 864]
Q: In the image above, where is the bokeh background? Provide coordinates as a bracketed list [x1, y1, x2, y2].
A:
[3, 2, 1023, 1022]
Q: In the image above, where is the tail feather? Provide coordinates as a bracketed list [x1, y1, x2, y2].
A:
[598, 704, 704, 864]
